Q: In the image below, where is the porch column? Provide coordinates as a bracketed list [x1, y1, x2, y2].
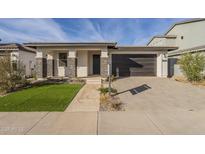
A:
[53, 53, 58, 76]
[157, 52, 162, 77]
[157, 52, 168, 77]
[47, 53, 53, 77]
[35, 50, 44, 79]
[68, 50, 77, 78]
[100, 49, 109, 78]
[162, 53, 168, 77]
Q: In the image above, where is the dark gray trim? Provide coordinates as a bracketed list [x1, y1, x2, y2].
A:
[111, 46, 178, 51]
[168, 58, 178, 77]
[24, 42, 117, 47]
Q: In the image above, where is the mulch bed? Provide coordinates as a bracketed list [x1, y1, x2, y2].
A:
[174, 76, 205, 87]
[100, 94, 125, 111]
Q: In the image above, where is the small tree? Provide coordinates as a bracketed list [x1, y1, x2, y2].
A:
[178, 53, 205, 81]
[0, 55, 26, 92]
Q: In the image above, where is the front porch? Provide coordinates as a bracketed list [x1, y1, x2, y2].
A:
[35, 48, 109, 79]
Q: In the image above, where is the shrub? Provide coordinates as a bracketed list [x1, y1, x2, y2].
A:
[0, 56, 26, 92]
[98, 87, 117, 95]
[178, 53, 205, 81]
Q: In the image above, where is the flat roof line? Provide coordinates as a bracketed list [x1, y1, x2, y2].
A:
[147, 35, 177, 45]
[112, 46, 178, 51]
[24, 42, 117, 46]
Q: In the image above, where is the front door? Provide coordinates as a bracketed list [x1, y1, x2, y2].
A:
[93, 55, 100, 75]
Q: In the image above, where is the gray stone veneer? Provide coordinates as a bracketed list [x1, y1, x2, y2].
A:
[67, 58, 76, 78]
[47, 59, 53, 77]
[100, 57, 108, 78]
[54, 59, 58, 76]
[36, 58, 43, 78]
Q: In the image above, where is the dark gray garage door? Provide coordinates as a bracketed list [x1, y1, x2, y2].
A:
[112, 54, 157, 76]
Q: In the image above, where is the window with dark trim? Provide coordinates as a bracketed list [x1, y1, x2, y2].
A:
[12, 60, 18, 71]
[59, 53, 67, 67]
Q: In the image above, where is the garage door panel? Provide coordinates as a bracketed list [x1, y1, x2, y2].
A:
[112, 54, 156, 76]
[130, 72, 155, 76]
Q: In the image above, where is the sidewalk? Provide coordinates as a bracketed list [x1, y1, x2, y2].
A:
[28, 83, 101, 134]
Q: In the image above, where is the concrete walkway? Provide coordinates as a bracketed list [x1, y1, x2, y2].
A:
[65, 84, 100, 112]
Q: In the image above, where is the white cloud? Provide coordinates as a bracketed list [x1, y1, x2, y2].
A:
[0, 18, 69, 43]
[62, 19, 105, 42]
[81, 19, 104, 41]
[0, 18, 187, 45]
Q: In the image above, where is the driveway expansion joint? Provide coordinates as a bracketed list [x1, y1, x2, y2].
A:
[144, 111, 164, 135]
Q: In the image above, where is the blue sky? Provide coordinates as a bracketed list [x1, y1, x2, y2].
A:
[0, 18, 187, 45]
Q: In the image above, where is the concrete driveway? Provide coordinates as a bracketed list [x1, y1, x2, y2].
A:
[1, 77, 205, 135]
[99, 77, 205, 134]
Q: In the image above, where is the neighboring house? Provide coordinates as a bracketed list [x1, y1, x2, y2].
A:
[147, 18, 205, 77]
[24, 42, 177, 79]
[0, 43, 36, 77]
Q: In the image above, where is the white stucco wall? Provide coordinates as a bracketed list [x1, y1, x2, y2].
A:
[157, 52, 168, 77]
[148, 37, 176, 47]
[162, 55, 168, 77]
[148, 38, 166, 46]
[156, 53, 162, 77]
[10, 51, 19, 61]
[77, 50, 88, 77]
[18, 50, 36, 76]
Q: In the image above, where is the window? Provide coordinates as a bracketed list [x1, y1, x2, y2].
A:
[59, 53, 67, 67]
[12, 60, 18, 71]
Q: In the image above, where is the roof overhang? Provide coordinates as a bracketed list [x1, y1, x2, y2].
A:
[147, 35, 177, 45]
[168, 45, 205, 57]
[0, 43, 36, 53]
[111, 46, 178, 52]
[24, 42, 117, 48]
[0, 44, 19, 51]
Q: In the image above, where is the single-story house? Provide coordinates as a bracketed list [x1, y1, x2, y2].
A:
[24, 42, 177, 79]
[0, 43, 36, 77]
[147, 18, 205, 77]
[2, 19, 204, 79]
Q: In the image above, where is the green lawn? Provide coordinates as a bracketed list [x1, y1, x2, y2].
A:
[0, 84, 82, 111]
